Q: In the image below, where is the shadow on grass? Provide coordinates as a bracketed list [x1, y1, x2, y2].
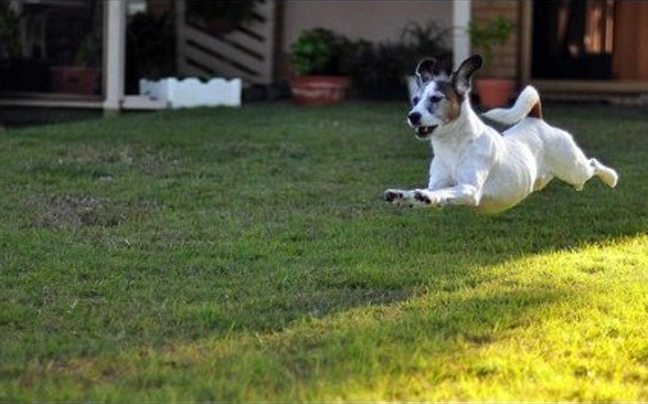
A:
[7, 182, 643, 400]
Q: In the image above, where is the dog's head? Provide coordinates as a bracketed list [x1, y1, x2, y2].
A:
[407, 54, 483, 139]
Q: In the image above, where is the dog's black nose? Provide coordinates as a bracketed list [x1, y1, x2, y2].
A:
[408, 112, 422, 125]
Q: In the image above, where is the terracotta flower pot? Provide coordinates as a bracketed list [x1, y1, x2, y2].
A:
[290, 76, 350, 106]
[474, 78, 515, 108]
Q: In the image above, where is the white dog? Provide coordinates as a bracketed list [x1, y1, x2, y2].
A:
[384, 54, 618, 214]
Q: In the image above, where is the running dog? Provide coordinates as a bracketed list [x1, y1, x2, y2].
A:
[384, 54, 618, 214]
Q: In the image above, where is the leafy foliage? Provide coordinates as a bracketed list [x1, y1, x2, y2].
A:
[347, 41, 413, 99]
[469, 16, 515, 63]
[343, 21, 453, 100]
[290, 28, 356, 76]
[400, 20, 452, 69]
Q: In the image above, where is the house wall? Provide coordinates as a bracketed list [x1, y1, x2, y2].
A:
[278, 0, 452, 79]
[281, 0, 452, 50]
[470, 0, 520, 80]
[612, 1, 648, 80]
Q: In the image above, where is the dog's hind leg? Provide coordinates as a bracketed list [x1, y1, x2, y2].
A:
[546, 130, 618, 190]
[589, 158, 618, 188]
[552, 156, 618, 190]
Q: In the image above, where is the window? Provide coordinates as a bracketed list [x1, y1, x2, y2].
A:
[0, 0, 103, 96]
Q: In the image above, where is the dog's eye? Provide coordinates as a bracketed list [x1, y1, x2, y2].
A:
[429, 94, 444, 103]
[412, 96, 420, 104]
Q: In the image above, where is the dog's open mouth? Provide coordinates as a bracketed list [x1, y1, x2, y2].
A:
[415, 125, 438, 137]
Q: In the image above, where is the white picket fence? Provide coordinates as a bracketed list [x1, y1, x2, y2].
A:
[175, 0, 276, 85]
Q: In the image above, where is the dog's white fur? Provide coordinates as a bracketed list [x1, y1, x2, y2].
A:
[385, 55, 618, 214]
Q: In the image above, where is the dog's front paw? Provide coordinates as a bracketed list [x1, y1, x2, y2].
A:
[414, 190, 432, 205]
[384, 189, 405, 204]
[413, 190, 443, 208]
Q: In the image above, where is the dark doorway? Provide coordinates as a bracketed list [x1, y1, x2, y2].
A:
[532, 0, 615, 80]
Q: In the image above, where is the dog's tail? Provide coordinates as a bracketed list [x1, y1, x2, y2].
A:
[481, 85, 542, 125]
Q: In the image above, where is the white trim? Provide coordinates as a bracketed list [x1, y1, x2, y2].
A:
[520, 2, 533, 84]
[122, 95, 168, 110]
[103, 0, 126, 114]
[0, 99, 104, 109]
[0, 96, 166, 110]
[452, 0, 471, 70]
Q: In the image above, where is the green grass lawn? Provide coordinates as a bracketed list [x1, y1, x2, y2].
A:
[1, 102, 648, 402]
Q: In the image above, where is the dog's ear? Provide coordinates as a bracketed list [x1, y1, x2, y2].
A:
[415, 58, 439, 85]
[451, 54, 483, 95]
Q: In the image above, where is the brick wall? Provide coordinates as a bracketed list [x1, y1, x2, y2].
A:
[470, 1, 520, 79]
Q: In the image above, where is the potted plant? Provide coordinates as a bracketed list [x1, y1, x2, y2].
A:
[468, 16, 515, 108]
[289, 28, 353, 106]
[185, 0, 259, 36]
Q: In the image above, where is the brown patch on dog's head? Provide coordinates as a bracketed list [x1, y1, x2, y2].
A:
[436, 81, 463, 123]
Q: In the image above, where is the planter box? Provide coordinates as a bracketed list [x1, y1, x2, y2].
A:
[139, 77, 242, 109]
